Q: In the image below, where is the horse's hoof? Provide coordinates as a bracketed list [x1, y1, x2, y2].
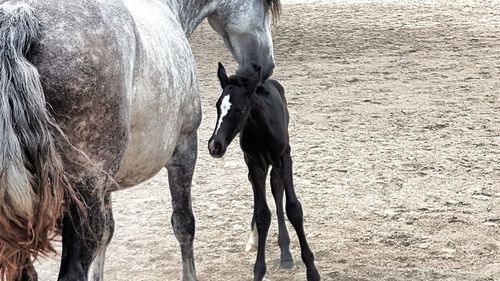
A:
[279, 259, 294, 269]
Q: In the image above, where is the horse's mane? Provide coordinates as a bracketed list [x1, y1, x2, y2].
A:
[266, 0, 281, 20]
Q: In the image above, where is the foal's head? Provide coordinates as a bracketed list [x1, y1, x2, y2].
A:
[208, 63, 261, 158]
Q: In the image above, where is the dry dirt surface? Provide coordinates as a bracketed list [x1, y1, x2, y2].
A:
[37, 1, 499, 280]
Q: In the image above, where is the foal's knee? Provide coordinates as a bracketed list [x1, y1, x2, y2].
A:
[255, 207, 271, 231]
[286, 201, 304, 224]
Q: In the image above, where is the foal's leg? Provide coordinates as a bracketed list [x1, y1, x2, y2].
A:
[280, 150, 321, 281]
[245, 168, 294, 270]
[244, 155, 271, 281]
[270, 167, 294, 269]
[166, 132, 198, 281]
[57, 177, 107, 281]
[88, 193, 114, 281]
[245, 217, 258, 252]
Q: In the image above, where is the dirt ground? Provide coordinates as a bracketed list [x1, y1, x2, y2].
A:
[37, 1, 499, 280]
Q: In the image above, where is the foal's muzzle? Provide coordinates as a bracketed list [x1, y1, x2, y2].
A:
[208, 139, 226, 158]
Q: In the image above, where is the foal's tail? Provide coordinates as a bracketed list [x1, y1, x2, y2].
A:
[0, 3, 76, 280]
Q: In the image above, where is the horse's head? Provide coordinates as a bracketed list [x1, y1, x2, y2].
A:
[207, 0, 280, 81]
[208, 63, 261, 158]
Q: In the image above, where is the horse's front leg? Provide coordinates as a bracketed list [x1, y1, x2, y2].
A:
[270, 167, 294, 269]
[166, 132, 198, 281]
[244, 155, 270, 281]
[88, 193, 114, 281]
[57, 177, 108, 281]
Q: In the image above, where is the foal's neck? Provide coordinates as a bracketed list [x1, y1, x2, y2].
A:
[245, 87, 273, 131]
[163, 0, 220, 36]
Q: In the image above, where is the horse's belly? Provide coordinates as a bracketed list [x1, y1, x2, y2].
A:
[115, 0, 200, 188]
[115, 94, 182, 188]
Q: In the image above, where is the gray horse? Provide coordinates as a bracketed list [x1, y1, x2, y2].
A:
[0, 0, 280, 280]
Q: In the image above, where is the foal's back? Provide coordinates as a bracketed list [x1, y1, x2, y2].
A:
[266, 79, 287, 105]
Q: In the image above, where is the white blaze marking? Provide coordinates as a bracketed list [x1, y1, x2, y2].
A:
[215, 95, 232, 135]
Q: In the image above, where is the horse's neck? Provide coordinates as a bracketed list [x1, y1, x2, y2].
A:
[162, 0, 220, 36]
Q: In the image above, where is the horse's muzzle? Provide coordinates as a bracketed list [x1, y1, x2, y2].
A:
[261, 61, 275, 81]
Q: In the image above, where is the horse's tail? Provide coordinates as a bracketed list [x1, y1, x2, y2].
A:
[0, 3, 72, 280]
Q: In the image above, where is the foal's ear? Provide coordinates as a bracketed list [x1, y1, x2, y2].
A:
[254, 65, 262, 74]
[256, 65, 262, 79]
[217, 62, 229, 88]
[251, 64, 262, 84]
[246, 65, 261, 97]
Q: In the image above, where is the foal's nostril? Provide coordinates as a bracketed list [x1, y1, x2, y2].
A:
[209, 139, 225, 158]
[208, 140, 215, 154]
[208, 140, 221, 156]
[209, 140, 217, 155]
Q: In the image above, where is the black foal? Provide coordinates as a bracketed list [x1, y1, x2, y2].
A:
[208, 63, 320, 281]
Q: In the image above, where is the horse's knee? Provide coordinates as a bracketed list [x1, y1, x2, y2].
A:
[171, 210, 195, 240]
[102, 218, 115, 246]
[102, 194, 115, 243]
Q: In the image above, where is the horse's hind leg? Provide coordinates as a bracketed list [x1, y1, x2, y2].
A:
[270, 167, 294, 269]
[57, 177, 108, 281]
[18, 258, 37, 281]
[166, 132, 198, 281]
[280, 150, 321, 281]
[88, 193, 114, 281]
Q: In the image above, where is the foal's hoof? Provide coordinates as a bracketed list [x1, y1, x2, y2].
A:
[279, 259, 294, 269]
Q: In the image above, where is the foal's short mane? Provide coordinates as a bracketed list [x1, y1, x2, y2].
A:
[235, 65, 259, 80]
